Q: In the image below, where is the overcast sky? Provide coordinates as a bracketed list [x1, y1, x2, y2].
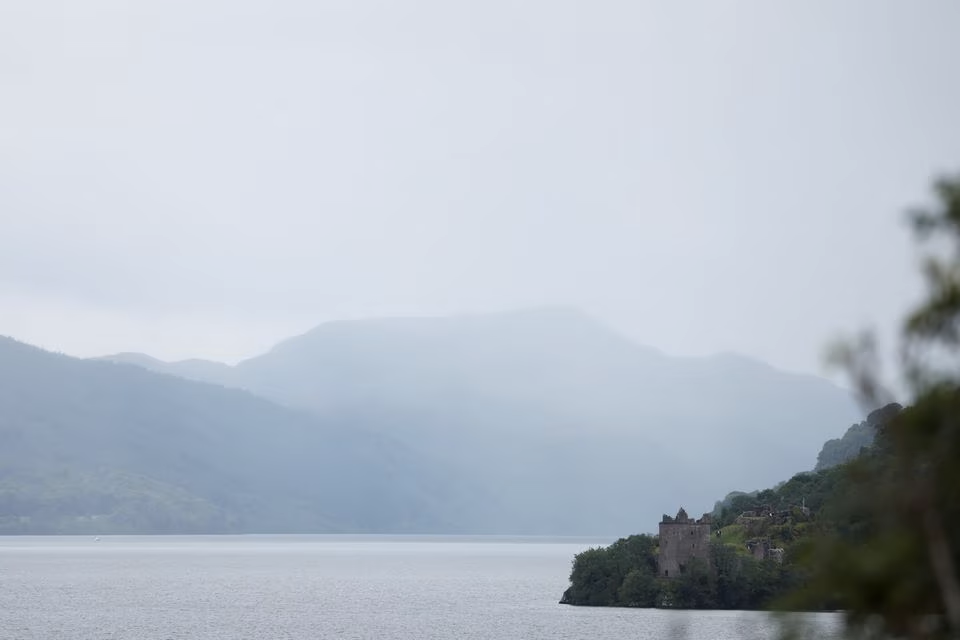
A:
[2, 1, 960, 379]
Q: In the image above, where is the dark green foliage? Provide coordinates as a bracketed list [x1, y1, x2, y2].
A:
[785, 390, 960, 636]
[713, 492, 759, 528]
[561, 404, 905, 612]
[670, 558, 714, 608]
[784, 172, 960, 639]
[710, 542, 767, 609]
[560, 532, 798, 610]
[562, 547, 623, 606]
[561, 535, 659, 606]
[618, 569, 660, 607]
[713, 467, 846, 531]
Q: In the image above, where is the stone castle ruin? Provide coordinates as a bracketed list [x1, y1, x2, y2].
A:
[658, 505, 793, 577]
[745, 537, 785, 563]
[657, 507, 712, 578]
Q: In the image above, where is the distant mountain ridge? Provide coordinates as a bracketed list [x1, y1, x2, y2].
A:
[96, 307, 861, 533]
[0, 336, 462, 534]
[92, 352, 237, 387]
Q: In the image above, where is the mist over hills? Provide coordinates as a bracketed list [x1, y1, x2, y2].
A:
[101, 352, 236, 387]
[0, 336, 463, 534]
[96, 308, 861, 534]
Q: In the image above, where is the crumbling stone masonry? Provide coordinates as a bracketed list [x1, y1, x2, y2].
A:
[657, 507, 713, 578]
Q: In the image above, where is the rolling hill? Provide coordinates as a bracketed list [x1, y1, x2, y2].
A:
[0, 336, 462, 534]
[98, 308, 862, 533]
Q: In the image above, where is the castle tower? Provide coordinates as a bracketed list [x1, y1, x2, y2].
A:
[657, 507, 712, 578]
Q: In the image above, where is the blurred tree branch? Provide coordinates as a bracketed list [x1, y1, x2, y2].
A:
[819, 172, 960, 639]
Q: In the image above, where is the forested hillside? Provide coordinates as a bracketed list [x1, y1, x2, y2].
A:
[0, 337, 461, 534]
[814, 402, 902, 471]
[561, 172, 960, 640]
[560, 402, 904, 610]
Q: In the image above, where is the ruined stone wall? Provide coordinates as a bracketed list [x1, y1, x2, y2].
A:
[657, 512, 712, 578]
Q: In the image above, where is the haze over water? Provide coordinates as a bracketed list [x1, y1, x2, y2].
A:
[0, 535, 842, 639]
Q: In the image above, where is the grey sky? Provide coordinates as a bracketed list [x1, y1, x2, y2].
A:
[2, 1, 959, 379]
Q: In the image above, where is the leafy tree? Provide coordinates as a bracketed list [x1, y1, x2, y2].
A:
[561, 534, 661, 606]
[794, 173, 960, 639]
[618, 568, 660, 607]
[562, 546, 622, 606]
[671, 558, 714, 609]
[561, 529, 800, 610]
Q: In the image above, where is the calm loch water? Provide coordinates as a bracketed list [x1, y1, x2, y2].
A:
[0, 535, 842, 640]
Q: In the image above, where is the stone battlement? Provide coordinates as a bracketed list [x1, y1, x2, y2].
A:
[657, 507, 712, 578]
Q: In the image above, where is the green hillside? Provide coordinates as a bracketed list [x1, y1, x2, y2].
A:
[559, 403, 902, 610]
